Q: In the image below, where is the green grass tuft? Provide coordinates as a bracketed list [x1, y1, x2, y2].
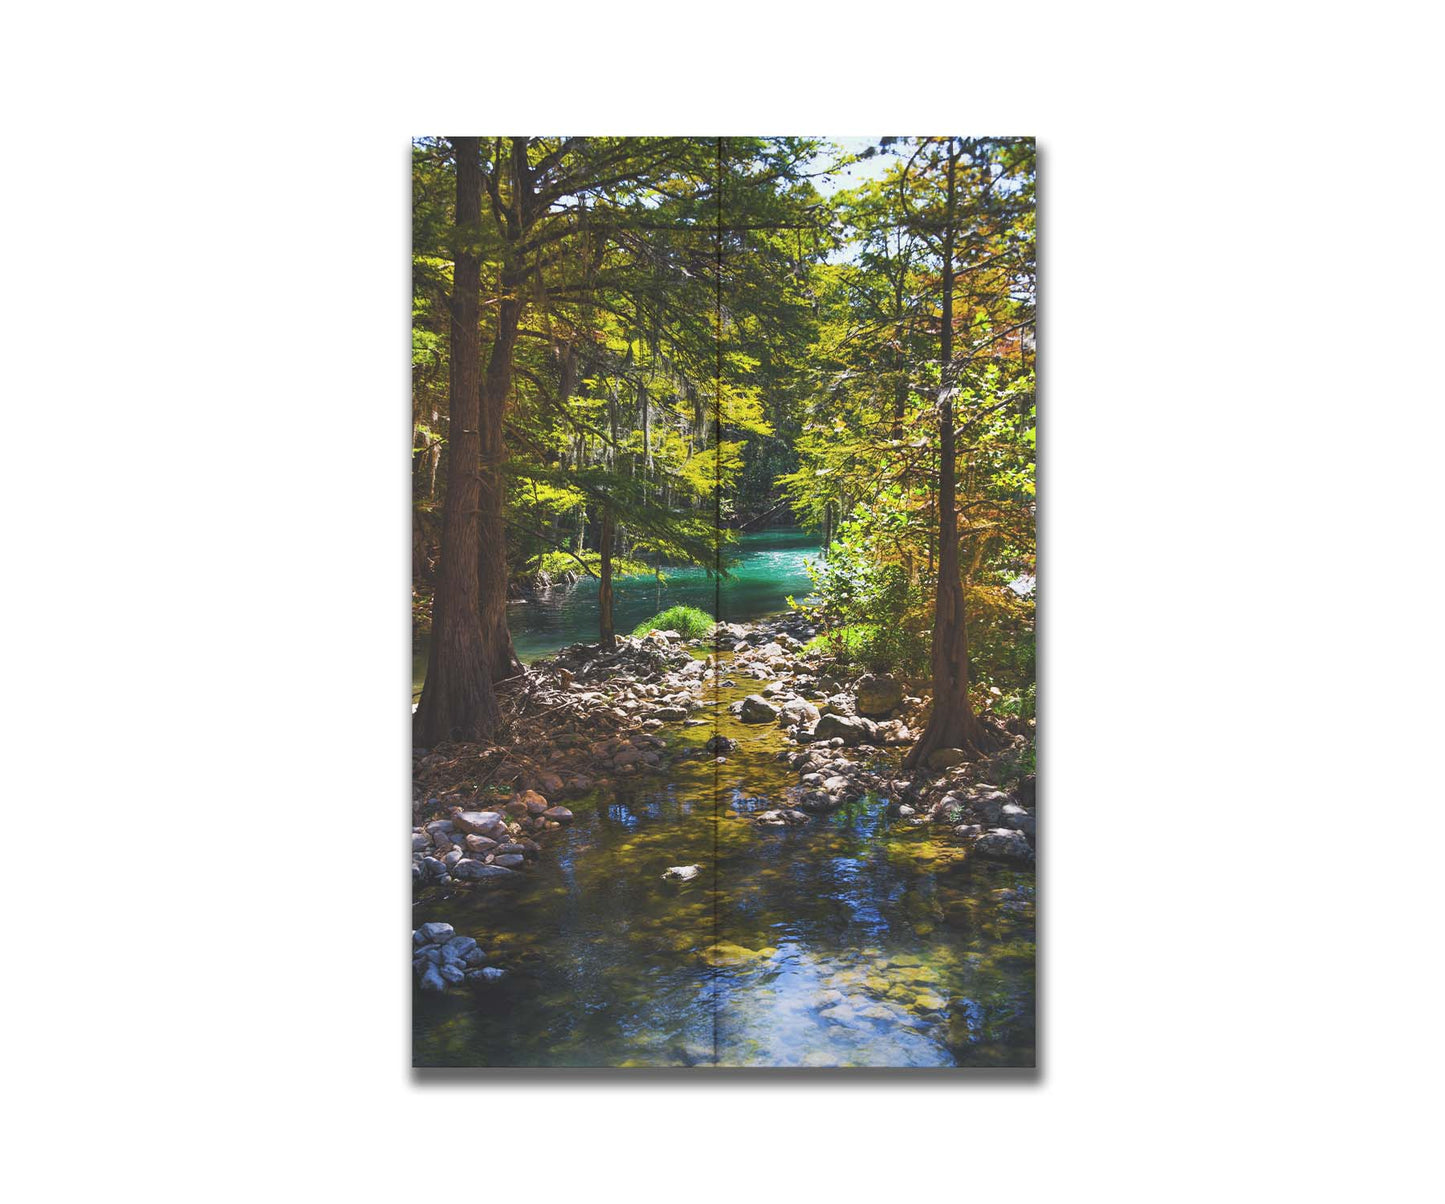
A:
[632, 605, 715, 640]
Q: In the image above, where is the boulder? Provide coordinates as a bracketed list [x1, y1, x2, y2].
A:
[415, 922, 454, 944]
[812, 713, 874, 746]
[926, 747, 969, 770]
[855, 673, 904, 716]
[740, 694, 781, 723]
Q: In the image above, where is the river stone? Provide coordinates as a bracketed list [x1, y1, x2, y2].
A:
[418, 964, 446, 993]
[704, 735, 736, 754]
[411, 833, 430, 852]
[492, 853, 525, 869]
[812, 713, 874, 746]
[662, 864, 701, 882]
[416, 922, 454, 944]
[651, 706, 688, 722]
[855, 673, 904, 716]
[779, 698, 820, 727]
[740, 694, 781, 723]
[441, 935, 478, 961]
[972, 828, 1034, 864]
[450, 859, 520, 883]
[515, 789, 548, 815]
[762, 808, 808, 827]
[452, 810, 505, 837]
[1001, 803, 1036, 836]
[789, 788, 838, 813]
[464, 834, 498, 854]
[542, 805, 574, 824]
[926, 747, 970, 770]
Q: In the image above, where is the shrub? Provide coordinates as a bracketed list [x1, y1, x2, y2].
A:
[632, 605, 714, 640]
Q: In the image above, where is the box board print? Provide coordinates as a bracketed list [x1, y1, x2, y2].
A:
[412, 137, 1036, 1068]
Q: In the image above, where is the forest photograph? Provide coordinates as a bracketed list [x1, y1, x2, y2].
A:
[411, 136, 1037, 1067]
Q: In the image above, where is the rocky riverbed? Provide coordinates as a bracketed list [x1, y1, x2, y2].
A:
[412, 921, 508, 993]
[413, 611, 1036, 901]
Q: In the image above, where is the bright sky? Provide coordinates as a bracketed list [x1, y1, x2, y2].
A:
[808, 137, 896, 197]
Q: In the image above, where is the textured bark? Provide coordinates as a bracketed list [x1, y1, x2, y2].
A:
[906, 142, 989, 770]
[479, 264, 523, 683]
[415, 137, 498, 745]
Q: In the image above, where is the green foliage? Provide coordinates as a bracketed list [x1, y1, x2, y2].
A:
[632, 606, 714, 640]
[535, 550, 650, 579]
[790, 518, 932, 674]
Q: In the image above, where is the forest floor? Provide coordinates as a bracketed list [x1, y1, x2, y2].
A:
[411, 612, 1037, 891]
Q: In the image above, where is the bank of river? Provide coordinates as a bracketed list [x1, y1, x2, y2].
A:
[412, 616, 1036, 1068]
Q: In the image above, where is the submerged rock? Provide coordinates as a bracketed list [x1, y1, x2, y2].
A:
[450, 860, 521, 883]
[662, 864, 702, 882]
[754, 808, 809, 827]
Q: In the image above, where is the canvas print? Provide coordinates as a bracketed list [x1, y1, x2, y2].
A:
[412, 137, 1036, 1067]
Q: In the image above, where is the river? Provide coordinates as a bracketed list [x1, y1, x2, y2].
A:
[412, 529, 1036, 1067]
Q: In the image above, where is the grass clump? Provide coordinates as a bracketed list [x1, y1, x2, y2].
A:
[632, 605, 714, 640]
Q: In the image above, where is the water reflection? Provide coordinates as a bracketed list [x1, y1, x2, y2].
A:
[413, 655, 1036, 1068]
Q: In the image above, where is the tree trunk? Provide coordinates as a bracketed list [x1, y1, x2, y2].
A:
[598, 502, 616, 649]
[415, 137, 498, 745]
[477, 144, 530, 685]
[906, 141, 989, 770]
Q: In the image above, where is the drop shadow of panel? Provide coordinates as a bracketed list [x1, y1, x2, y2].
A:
[411, 1065, 1038, 1086]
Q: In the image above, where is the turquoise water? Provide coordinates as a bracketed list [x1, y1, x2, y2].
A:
[414, 529, 822, 693]
[508, 528, 822, 661]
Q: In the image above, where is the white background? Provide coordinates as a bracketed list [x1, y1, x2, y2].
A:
[2, 3, 1441, 1200]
